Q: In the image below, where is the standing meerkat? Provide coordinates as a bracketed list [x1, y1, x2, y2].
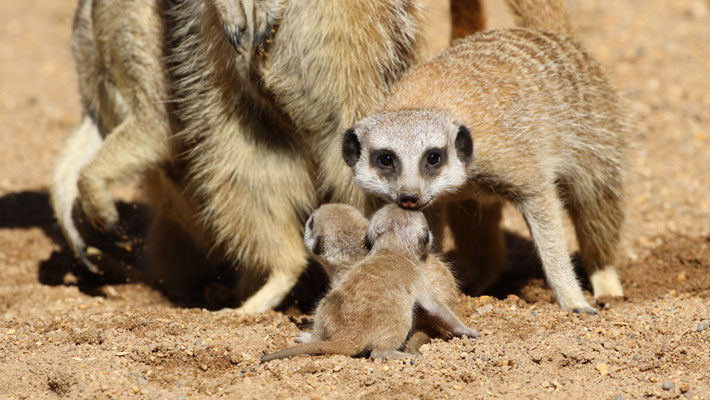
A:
[342, 0, 629, 313]
[52, 0, 486, 311]
[261, 205, 478, 362]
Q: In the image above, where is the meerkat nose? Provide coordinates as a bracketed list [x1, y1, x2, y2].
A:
[398, 193, 420, 209]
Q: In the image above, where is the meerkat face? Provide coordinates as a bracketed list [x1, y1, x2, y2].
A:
[304, 204, 369, 283]
[366, 204, 433, 256]
[342, 110, 473, 210]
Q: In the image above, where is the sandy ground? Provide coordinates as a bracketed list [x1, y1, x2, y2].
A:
[1, 0, 709, 398]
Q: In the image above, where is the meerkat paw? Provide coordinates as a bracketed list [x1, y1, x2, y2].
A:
[213, 0, 283, 53]
[557, 291, 598, 315]
[294, 332, 312, 344]
[589, 267, 624, 299]
[76, 170, 123, 239]
[370, 349, 414, 361]
[453, 326, 481, 339]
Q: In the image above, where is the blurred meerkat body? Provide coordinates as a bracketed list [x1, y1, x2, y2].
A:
[261, 205, 478, 362]
[343, 0, 629, 313]
[52, 0, 484, 311]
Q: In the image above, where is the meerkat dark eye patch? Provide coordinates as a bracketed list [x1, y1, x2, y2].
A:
[421, 147, 447, 176]
[369, 149, 399, 177]
[342, 128, 361, 168]
[455, 125, 473, 164]
[307, 216, 315, 231]
[312, 236, 324, 256]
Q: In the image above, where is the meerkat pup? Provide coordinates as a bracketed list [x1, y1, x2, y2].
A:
[342, 0, 629, 314]
[299, 203, 464, 349]
[261, 205, 478, 362]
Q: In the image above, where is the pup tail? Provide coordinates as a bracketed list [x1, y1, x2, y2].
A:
[504, 0, 573, 35]
[261, 340, 360, 362]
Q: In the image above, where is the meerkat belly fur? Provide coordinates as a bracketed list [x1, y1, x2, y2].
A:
[299, 204, 467, 351]
[52, 0, 485, 311]
[343, 0, 629, 313]
[261, 205, 478, 361]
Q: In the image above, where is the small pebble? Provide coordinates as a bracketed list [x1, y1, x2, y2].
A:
[137, 377, 147, 385]
[680, 383, 690, 393]
[615, 396, 623, 400]
[662, 381, 675, 391]
[632, 354, 642, 361]
[697, 322, 707, 332]
[476, 304, 494, 315]
[531, 311, 538, 317]
[594, 363, 610, 376]
[364, 377, 375, 386]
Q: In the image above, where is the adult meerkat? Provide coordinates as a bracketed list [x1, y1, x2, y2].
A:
[301, 203, 463, 350]
[342, 0, 629, 313]
[261, 205, 478, 361]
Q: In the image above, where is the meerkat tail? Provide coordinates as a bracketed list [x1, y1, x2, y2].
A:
[260, 340, 360, 362]
[504, 0, 573, 35]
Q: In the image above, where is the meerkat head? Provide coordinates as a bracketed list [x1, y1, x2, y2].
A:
[342, 109, 473, 210]
[304, 204, 369, 284]
[365, 204, 432, 257]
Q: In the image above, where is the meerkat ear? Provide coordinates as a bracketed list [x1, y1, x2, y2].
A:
[342, 128, 362, 168]
[364, 233, 373, 252]
[454, 125, 473, 164]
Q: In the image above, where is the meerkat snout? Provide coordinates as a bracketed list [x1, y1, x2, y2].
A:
[398, 192, 420, 209]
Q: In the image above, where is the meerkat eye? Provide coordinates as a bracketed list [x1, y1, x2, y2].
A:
[426, 151, 442, 166]
[378, 153, 394, 167]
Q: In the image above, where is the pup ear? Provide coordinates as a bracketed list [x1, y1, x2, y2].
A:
[364, 233, 373, 252]
[342, 128, 362, 168]
[454, 125, 473, 164]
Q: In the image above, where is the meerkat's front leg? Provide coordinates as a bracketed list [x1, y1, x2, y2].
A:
[77, 115, 169, 236]
[517, 187, 597, 314]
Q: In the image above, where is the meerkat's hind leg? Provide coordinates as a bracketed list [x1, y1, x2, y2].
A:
[518, 188, 597, 314]
[50, 116, 103, 272]
[417, 296, 480, 338]
[370, 347, 414, 360]
[235, 264, 304, 314]
[404, 331, 431, 356]
[562, 174, 625, 300]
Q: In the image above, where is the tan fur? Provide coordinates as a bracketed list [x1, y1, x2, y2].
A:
[261, 205, 478, 361]
[51, 0, 484, 312]
[301, 204, 464, 351]
[343, 1, 629, 313]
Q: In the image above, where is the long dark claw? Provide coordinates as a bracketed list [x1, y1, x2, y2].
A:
[225, 23, 242, 51]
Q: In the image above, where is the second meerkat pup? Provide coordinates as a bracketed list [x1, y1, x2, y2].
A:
[261, 205, 478, 362]
[342, 0, 629, 314]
